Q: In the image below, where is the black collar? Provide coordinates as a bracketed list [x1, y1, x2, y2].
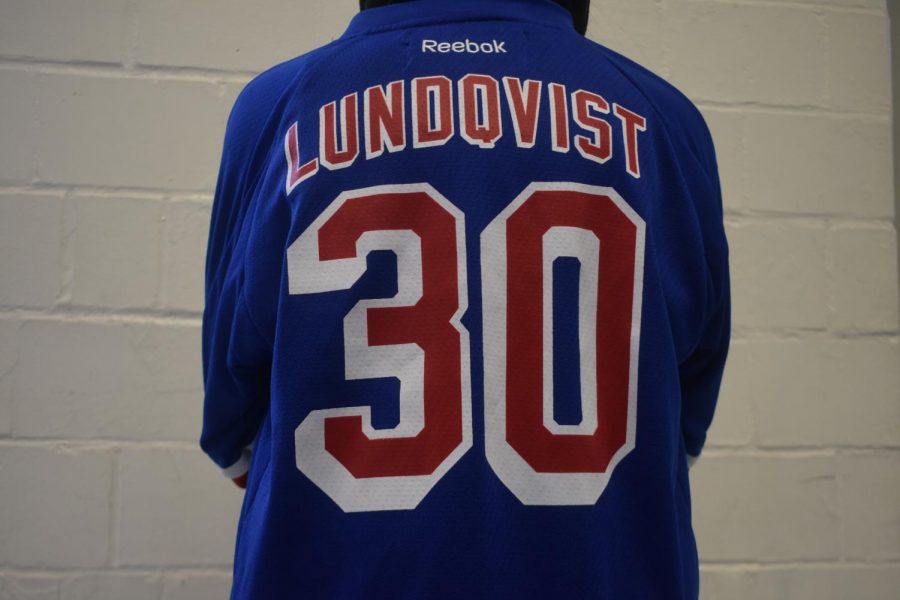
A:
[343, 0, 578, 40]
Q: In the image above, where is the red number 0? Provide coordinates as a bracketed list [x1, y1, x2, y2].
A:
[286, 182, 644, 512]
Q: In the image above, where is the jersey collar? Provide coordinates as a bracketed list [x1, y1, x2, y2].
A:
[340, 0, 575, 40]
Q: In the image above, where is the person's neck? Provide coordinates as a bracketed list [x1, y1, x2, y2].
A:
[360, 0, 417, 10]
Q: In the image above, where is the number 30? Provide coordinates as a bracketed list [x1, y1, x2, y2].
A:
[286, 182, 645, 512]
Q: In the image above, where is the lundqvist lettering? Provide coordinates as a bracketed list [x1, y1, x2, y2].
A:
[282, 74, 650, 196]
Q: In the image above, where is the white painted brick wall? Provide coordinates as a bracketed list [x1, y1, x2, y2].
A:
[0, 1, 896, 598]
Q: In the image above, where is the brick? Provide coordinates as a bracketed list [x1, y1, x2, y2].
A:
[161, 200, 211, 312]
[691, 455, 839, 561]
[0, 0, 129, 64]
[0, 446, 111, 567]
[825, 11, 891, 113]
[61, 573, 161, 600]
[135, 0, 356, 72]
[830, 227, 899, 332]
[733, 112, 892, 218]
[794, 0, 885, 8]
[0, 574, 62, 600]
[727, 222, 829, 329]
[0, 319, 23, 437]
[0, 193, 62, 308]
[12, 319, 203, 441]
[839, 452, 900, 560]
[116, 448, 242, 566]
[704, 340, 754, 448]
[587, 0, 664, 73]
[0, 70, 39, 183]
[666, 3, 825, 106]
[752, 338, 900, 447]
[26, 72, 231, 191]
[751, 565, 900, 599]
[163, 572, 232, 600]
[701, 565, 900, 600]
[698, 569, 748, 600]
[70, 195, 161, 309]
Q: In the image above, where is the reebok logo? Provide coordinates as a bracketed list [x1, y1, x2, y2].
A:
[422, 39, 507, 54]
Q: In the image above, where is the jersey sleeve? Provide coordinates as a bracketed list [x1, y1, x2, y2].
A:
[200, 89, 273, 481]
[678, 114, 732, 470]
[590, 45, 732, 470]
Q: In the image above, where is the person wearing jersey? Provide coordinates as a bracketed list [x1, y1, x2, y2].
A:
[201, 0, 731, 597]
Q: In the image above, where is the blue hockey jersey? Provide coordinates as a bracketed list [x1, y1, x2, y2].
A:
[201, 0, 731, 597]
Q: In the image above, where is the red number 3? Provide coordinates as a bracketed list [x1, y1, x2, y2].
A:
[286, 182, 645, 512]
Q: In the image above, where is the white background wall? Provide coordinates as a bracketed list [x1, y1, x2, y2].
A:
[0, 1, 897, 598]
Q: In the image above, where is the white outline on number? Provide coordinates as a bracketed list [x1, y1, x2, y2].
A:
[481, 182, 645, 506]
[542, 226, 600, 436]
[286, 183, 472, 513]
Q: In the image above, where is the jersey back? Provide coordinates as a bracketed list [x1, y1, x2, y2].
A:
[201, 1, 732, 598]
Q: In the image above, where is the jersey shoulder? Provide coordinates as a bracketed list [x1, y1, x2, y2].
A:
[578, 37, 717, 174]
[221, 39, 349, 169]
